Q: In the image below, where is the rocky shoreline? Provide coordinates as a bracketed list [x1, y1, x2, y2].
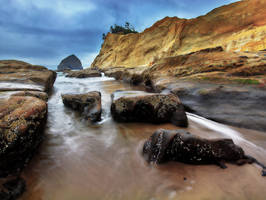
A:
[0, 60, 56, 199]
[92, 48, 266, 132]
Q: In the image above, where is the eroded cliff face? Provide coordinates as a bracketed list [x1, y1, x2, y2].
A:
[91, 0, 266, 69]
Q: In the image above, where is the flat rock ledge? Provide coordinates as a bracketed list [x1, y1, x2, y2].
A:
[62, 91, 102, 122]
[11, 91, 48, 101]
[0, 96, 47, 174]
[111, 90, 188, 127]
[0, 60, 56, 199]
[66, 69, 101, 78]
[0, 60, 56, 93]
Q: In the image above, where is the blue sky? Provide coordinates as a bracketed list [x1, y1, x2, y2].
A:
[0, 0, 238, 68]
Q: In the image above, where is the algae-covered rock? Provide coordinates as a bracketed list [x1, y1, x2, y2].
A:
[111, 90, 188, 127]
[0, 96, 47, 173]
[62, 91, 102, 122]
[143, 129, 266, 176]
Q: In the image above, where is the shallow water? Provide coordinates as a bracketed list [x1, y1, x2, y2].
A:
[0, 82, 44, 91]
[20, 73, 266, 200]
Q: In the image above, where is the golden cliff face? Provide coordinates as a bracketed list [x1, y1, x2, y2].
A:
[91, 0, 266, 69]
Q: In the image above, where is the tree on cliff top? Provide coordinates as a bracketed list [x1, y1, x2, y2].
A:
[102, 22, 138, 40]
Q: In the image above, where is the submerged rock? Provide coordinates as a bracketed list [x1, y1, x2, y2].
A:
[57, 54, 83, 71]
[62, 91, 102, 122]
[0, 96, 47, 173]
[66, 69, 101, 78]
[111, 90, 188, 127]
[143, 129, 266, 175]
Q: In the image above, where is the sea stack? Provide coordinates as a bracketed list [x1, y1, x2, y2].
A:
[57, 54, 83, 71]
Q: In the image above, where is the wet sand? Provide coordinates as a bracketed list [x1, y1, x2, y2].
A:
[20, 73, 266, 200]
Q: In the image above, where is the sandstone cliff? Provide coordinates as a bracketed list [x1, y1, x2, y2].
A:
[91, 0, 266, 69]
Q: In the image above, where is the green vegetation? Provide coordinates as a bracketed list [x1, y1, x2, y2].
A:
[233, 78, 260, 85]
[102, 22, 138, 40]
[199, 76, 260, 85]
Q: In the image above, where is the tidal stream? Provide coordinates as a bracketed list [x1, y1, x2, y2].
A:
[21, 73, 266, 200]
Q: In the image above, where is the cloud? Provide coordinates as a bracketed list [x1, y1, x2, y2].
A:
[79, 52, 99, 68]
[15, 0, 96, 18]
[0, 0, 239, 68]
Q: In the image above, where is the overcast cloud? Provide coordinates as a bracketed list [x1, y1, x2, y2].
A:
[0, 0, 238, 68]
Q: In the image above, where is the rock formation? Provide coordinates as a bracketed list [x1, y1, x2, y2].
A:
[143, 129, 266, 176]
[66, 69, 101, 78]
[90, 0, 266, 131]
[111, 90, 188, 127]
[0, 96, 47, 173]
[62, 91, 102, 122]
[95, 42, 266, 131]
[0, 60, 56, 199]
[0, 60, 56, 92]
[92, 0, 266, 69]
[57, 55, 83, 71]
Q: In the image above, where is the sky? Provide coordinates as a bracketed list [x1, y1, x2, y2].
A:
[0, 0, 239, 68]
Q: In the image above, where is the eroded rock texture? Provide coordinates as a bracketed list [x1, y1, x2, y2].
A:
[0, 96, 47, 174]
[57, 54, 83, 71]
[111, 91, 188, 127]
[0, 60, 56, 93]
[98, 48, 266, 131]
[11, 91, 48, 101]
[62, 91, 102, 122]
[65, 69, 101, 78]
[143, 129, 266, 176]
[92, 0, 266, 69]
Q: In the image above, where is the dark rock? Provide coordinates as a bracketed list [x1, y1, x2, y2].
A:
[57, 55, 83, 71]
[143, 129, 266, 175]
[65, 69, 101, 78]
[170, 82, 266, 131]
[0, 96, 47, 174]
[0, 177, 26, 200]
[111, 91, 188, 127]
[62, 91, 102, 122]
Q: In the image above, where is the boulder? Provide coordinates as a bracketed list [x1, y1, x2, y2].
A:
[0, 96, 47, 174]
[111, 90, 188, 127]
[57, 55, 83, 71]
[66, 69, 101, 78]
[62, 91, 102, 122]
[143, 129, 266, 176]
